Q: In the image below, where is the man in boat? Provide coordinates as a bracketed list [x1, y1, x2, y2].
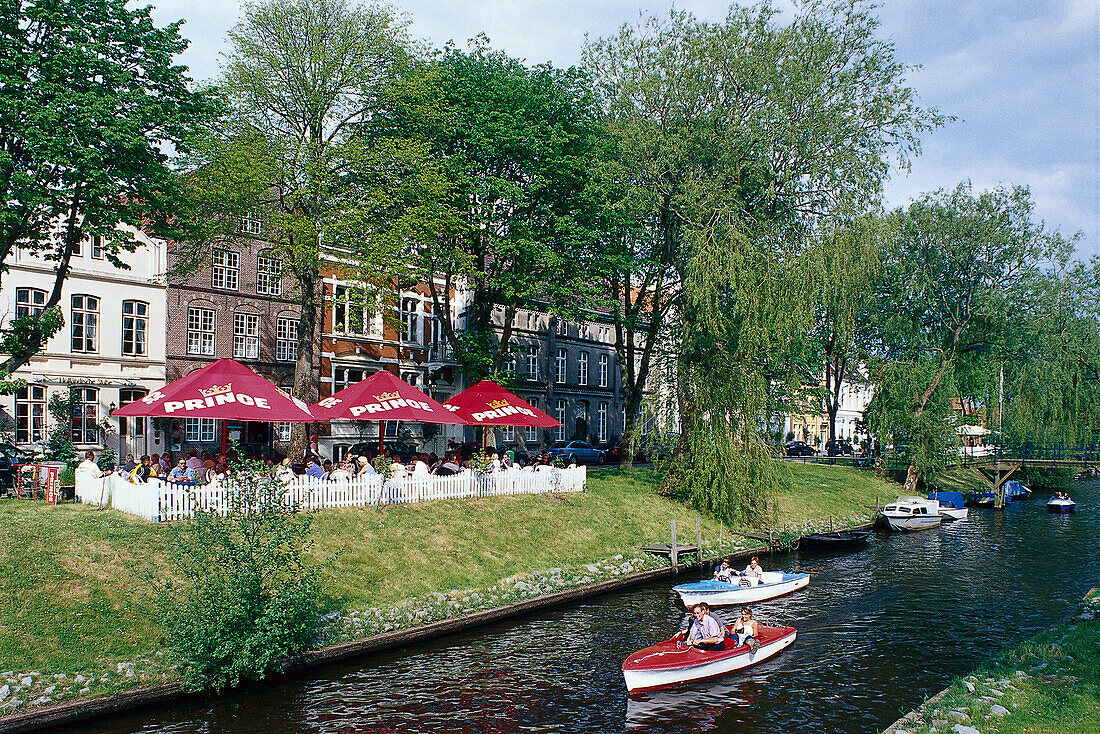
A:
[686, 603, 725, 651]
[714, 558, 736, 583]
[743, 557, 764, 586]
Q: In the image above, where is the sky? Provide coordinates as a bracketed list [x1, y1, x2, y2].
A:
[149, 0, 1100, 257]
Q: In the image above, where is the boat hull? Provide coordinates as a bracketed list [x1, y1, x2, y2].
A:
[884, 515, 942, 531]
[798, 530, 871, 552]
[1046, 500, 1076, 513]
[938, 506, 968, 520]
[622, 625, 797, 694]
[673, 572, 810, 608]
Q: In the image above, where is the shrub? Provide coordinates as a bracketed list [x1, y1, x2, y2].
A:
[158, 457, 328, 691]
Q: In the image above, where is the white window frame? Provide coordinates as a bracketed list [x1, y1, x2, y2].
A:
[598, 402, 608, 442]
[15, 385, 46, 444]
[555, 400, 566, 441]
[122, 300, 148, 357]
[71, 294, 99, 353]
[501, 425, 515, 442]
[276, 317, 298, 362]
[185, 418, 216, 443]
[71, 387, 98, 444]
[556, 348, 567, 384]
[578, 351, 589, 386]
[233, 313, 260, 359]
[187, 307, 215, 356]
[274, 422, 292, 442]
[401, 297, 419, 344]
[333, 286, 367, 335]
[15, 288, 46, 319]
[599, 354, 609, 387]
[335, 366, 367, 391]
[526, 347, 538, 379]
[525, 398, 539, 442]
[90, 235, 106, 259]
[212, 250, 240, 290]
[257, 255, 282, 296]
[237, 210, 262, 236]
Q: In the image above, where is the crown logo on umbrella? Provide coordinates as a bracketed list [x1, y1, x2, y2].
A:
[200, 383, 232, 398]
[487, 399, 510, 409]
[374, 391, 401, 401]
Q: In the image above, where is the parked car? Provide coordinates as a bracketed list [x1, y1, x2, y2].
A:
[785, 441, 815, 457]
[825, 439, 855, 456]
[602, 441, 647, 464]
[345, 441, 419, 463]
[546, 440, 606, 465]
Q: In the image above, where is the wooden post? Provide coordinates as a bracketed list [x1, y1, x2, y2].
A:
[696, 516, 702, 564]
[671, 519, 678, 572]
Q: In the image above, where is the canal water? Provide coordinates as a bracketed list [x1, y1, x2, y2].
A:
[73, 481, 1099, 734]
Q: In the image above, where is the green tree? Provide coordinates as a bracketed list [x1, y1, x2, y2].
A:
[159, 458, 326, 691]
[176, 0, 447, 457]
[396, 40, 603, 382]
[0, 0, 217, 383]
[870, 183, 1058, 493]
[586, 1, 941, 525]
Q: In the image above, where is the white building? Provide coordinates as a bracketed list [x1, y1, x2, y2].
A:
[1, 227, 167, 462]
[784, 372, 874, 448]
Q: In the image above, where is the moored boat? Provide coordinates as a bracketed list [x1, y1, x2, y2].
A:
[673, 571, 810, 608]
[1046, 495, 1077, 513]
[622, 623, 797, 694]
[881, 495, 942, 531]
[1004, 480, 1032, 501]
[928, 491, 969, 520]
[798, 529, 872, 552]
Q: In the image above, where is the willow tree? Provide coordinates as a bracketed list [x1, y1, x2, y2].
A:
[176, 0, 448, 456]
[586, 1, 941, 525]
[869, 184, 1057, 493]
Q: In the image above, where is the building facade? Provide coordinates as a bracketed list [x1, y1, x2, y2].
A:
[1, 228, 167, 461]
[784, 373, 874, 449]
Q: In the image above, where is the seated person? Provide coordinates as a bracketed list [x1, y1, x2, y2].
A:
[714, 559, 736, 583]
[731, 606, 760, 652]
[743, 556, 764, 586]
[167, 458, 192, 482]
[685, 602, 725, 652]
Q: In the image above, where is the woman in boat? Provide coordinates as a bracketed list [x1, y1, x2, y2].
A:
[743, 557, 764, 586]
[731, 606, 760, 652]
[686, 603, 725, 651]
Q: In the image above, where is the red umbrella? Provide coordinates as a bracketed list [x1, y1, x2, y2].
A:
[309, 370, 464, 424]
[114, 358, 316, 421]
[443, 380, 560, 427]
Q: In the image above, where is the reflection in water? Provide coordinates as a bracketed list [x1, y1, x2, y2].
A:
[68, 481, 1099, 734]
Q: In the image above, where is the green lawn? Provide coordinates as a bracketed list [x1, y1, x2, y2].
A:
[0, 464, 896, 682]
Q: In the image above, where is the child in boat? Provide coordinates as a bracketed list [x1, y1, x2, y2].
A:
[686, 602, 725, 651]
[731, 606, 760, 652]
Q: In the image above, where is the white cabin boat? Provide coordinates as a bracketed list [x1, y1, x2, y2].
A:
[882, 496, 942, 531]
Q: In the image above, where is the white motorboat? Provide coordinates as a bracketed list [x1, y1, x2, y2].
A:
[673, 572, 810, 608]
[1046, 495, 1077, 513]
[881, 495, 942, 531]
[928, 491, 969, 520]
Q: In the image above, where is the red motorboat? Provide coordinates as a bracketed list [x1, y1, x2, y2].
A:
[622, 624, 797, 694]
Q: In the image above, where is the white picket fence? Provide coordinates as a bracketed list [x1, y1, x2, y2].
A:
[76, 466, 587, 522]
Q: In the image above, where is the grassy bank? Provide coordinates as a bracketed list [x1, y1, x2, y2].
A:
[887, 589, 1100, 734]
[0, 464, 897, 713]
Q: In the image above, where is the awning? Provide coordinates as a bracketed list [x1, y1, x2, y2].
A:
[957, 424, 991, 436]
[443, 380, 560, 427]
[308, 370, 465, 424]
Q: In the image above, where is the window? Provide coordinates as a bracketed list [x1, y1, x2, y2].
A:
[71, 295, 99, 353]
[333, 286, 366, 334]
[185, 418, 216, 443]
[237, 210, 262, 236]
[118, 389, 146, 439]
[90, 235, 105, 259]
[526, 399, 539, 442]
[556, 348, 567, 383]
[599, 354, 609, 388]
[276, 317, 298, 362]
[274, 422, 292, 442]
[212, 250, 239, 290]
[556, 319, 567, 336]
[187, 307, 215, 355]
[555, 400, 566, 441]
[121, 300, 148, 356]
[233, 313, 260, 359]
[15, 288, 46, 319]
[504, 346, 517, 374]
[15, 385, 46, 444]
[401, 298, 419, 343]
[71, 387, 98, 444]
[501, 425, 515, 442]
[257, 256, 282, 296]
[525, 347, 538, 379]
[598, 402, 608, 442]
[578, 352, 589, 386]
[335, 367, 367, 391]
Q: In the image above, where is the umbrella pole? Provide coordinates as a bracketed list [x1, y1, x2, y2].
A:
[221, 421, 228, 455]
[379, 421, 385, 455]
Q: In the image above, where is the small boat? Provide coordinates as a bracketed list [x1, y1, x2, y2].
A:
[1046, 495, 1077, 513]
[798, 529, 872, 552]
[1004, 480, 1032, 501]
[622, 623, 797, 694]
[928, 491, 969, 520]
[673, 572, 810, 608]
[972, 491, 996, 508]
[881, 496, 942, 531]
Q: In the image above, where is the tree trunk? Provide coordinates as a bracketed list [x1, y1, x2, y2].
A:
[903, 461, 920, 494]
[619, 386, 644, 470]
[290, 271, 319, 461]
